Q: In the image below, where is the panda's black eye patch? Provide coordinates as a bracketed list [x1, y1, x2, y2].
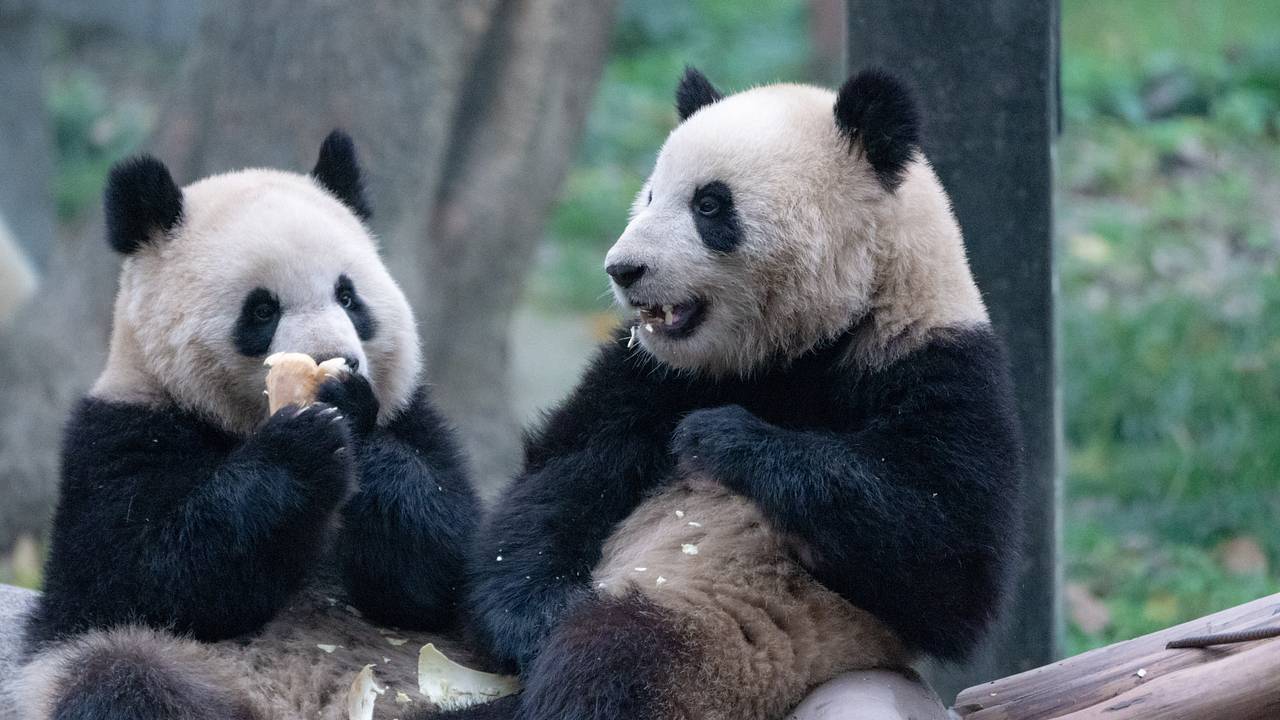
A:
[690, 181, 741, 253]
[233, 287, 280, 357]
[336, 274, 377, 341]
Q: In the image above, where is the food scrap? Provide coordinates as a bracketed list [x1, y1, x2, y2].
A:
[346, 664, 386, 720]
[263, 352, 350, 415]
[417, 643, 520, 710]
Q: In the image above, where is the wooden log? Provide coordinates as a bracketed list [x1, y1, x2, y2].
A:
[953, 592, 1280, 719]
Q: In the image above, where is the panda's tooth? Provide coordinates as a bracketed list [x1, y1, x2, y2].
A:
[663, 305, 674, 324]
[627, 326, 638, 348]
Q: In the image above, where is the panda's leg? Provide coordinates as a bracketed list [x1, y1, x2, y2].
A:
[517, 592, 695, 720]
[13, 626, 257, 720]
[426, 593, 695, 720]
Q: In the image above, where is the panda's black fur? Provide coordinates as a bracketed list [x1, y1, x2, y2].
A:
[467, 325, 1019, 664]
[11, 132, 481, 720]
[434, 70, 1024, 720]
[675, 66, 724, 121]
[103, 156, 184, 254]
[833, 69, 922, 191]
[23, 385, 474, 654]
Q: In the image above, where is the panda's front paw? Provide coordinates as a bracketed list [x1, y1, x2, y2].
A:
[671, 405, 764, 479]
[316, 372, 379, 437]
[257, 403, 355, 502]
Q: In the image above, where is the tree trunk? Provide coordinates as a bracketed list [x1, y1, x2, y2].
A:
[0, 0, 616, 548]
[0, 3, 55, 269]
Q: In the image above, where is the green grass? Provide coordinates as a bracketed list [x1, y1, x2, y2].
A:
[1059, 0, 1280, 656]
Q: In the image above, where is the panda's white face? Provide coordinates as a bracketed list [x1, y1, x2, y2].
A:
[606, 73, 990, 376]
[97, 168, 420, 435]
[606, 84, 883, 377]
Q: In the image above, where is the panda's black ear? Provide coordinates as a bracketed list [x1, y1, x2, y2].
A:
[676, 66, 723, 121]
[833, 69, 921, 192]
[311, 130, 372, 220]
[104, 156, 183, 255]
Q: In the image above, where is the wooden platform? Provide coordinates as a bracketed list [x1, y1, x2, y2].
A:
[953, 592, 1280, 719]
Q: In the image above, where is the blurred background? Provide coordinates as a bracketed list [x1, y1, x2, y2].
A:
[1, 0, 1278, 670]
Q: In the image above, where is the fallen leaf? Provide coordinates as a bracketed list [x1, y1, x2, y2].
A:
[1065, 582, 1111, 635]
[1217, 536, 1268, 576]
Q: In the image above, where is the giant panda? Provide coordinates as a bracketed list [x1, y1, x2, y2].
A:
[7, 132, 481, 720]
[440, 69, 1024, 720]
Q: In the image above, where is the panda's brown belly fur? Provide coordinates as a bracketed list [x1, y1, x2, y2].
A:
[593, 475, 909, 720]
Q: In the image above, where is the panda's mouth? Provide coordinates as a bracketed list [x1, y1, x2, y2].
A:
[632, 298, 707, 338]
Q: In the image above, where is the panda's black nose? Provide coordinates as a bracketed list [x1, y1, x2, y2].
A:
[606, 263, 646, 288]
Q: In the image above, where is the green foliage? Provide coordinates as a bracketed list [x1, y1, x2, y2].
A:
[49, 70, 150, 221]
[1060, 0, 1280, 653]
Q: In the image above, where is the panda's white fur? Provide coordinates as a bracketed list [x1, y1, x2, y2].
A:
[94, 168, 420, 435]
[608, 82, 987, 376]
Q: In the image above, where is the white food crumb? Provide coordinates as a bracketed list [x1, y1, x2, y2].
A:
[675, 510, 685, 518]
[386, 638, 408, 646]
[496, 555, 503, 562]
[396, 691, 413, 705]
[655, 576, 668, 586]
[644, 323, 654, 333]
[634, 567, 647, 572]
[688, 521, 702, 527]
[384, 657, 391, 663]
[346, 664, 386, 720]
[317, 644, 340, 653]
[682, 544, 699, 555]
[597, 582, 607, 589]
[418, 643, 520, 710]
[1136, 668, 1147, 678]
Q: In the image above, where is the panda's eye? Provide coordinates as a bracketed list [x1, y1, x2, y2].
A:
[696, 196, 721, 217]
[338, 291, 355, 309]
[252, 301, 277, 322]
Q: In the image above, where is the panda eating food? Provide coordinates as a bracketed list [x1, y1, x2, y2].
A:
[448, 68, 1024, 720]
[8, 132, 480, 720]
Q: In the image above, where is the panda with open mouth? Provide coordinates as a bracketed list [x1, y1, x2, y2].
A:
[441, 67, 1025, 720]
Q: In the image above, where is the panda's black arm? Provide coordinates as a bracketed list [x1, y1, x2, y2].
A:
[27, 398, 352, 647]
[467, 341, 683, 670]
[672, 329, 1023, 661]
[336, 387, 480, 630]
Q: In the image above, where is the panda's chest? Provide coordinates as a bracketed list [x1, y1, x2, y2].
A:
[708, 364, 863, 433]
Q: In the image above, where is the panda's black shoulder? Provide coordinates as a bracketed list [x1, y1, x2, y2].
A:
[522, 333, 697, 471]
[60, 398, 233, 485]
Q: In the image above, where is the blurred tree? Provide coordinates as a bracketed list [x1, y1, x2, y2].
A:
[0, 1, 55, 269]
[0, 0, 616, 549]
